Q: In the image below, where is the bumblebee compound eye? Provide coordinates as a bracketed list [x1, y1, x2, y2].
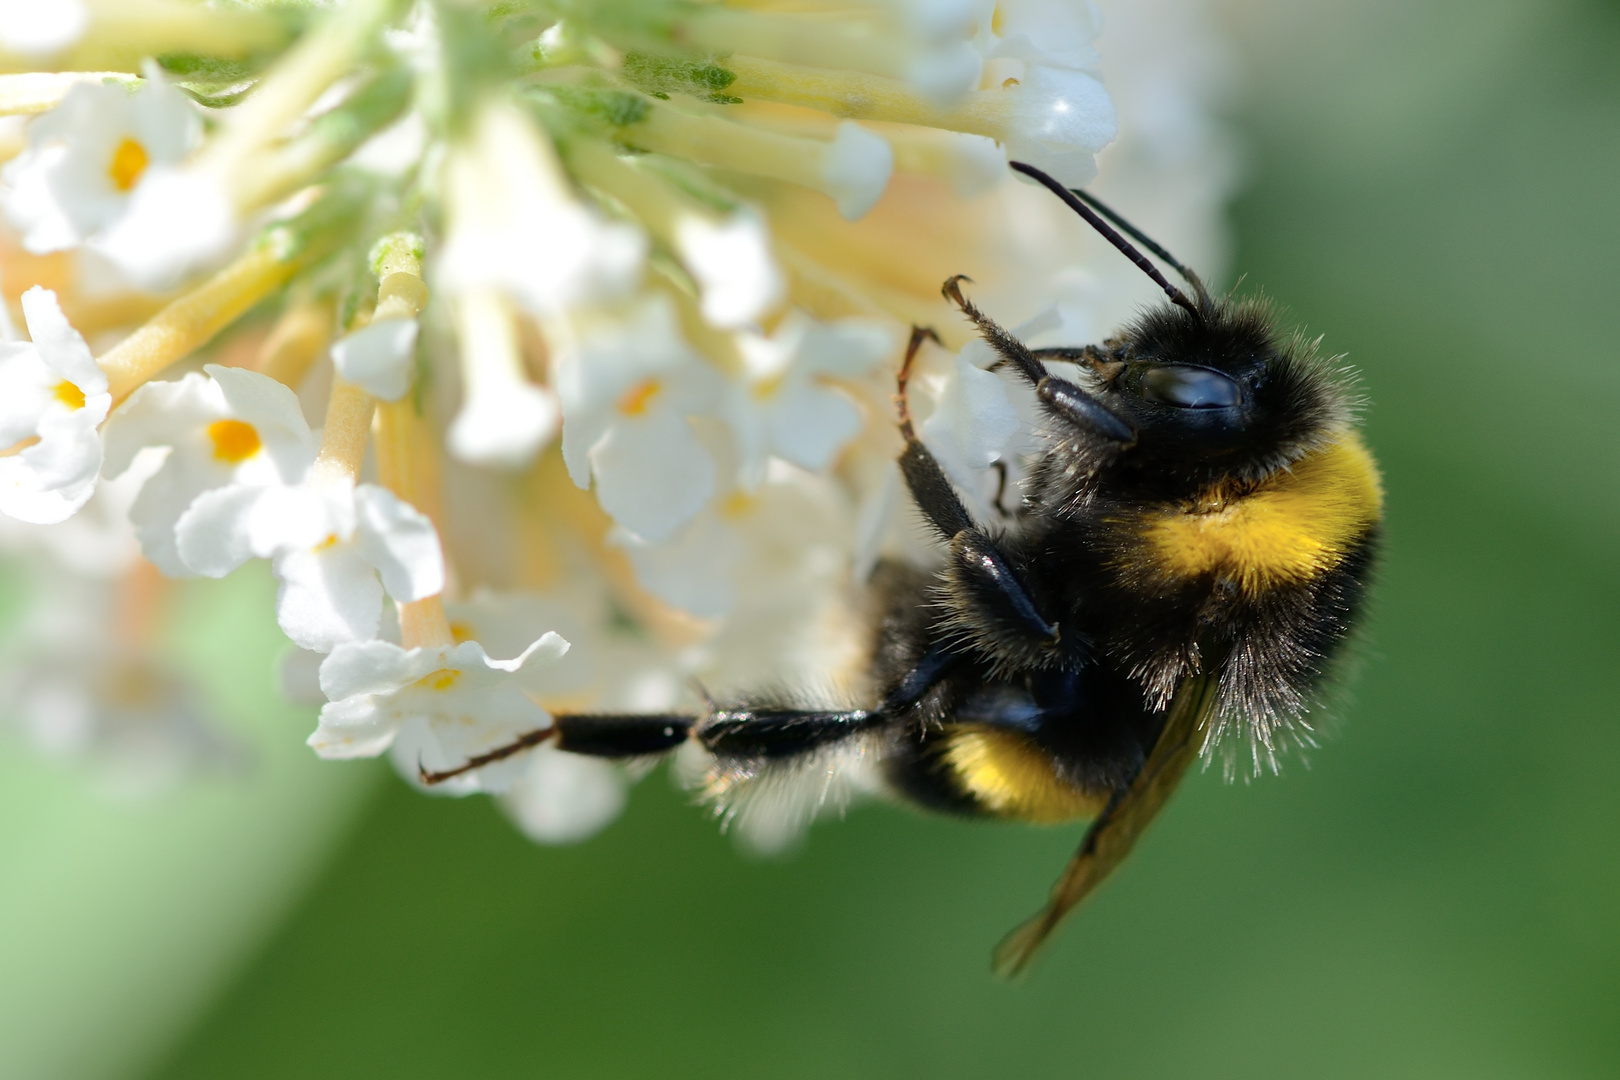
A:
[1139, 364, 1243, 409]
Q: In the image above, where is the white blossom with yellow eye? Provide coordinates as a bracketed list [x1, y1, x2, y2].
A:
[102, 364, 318, 577]
[0, 287, 108, 525]
[1, 65, 203, 261]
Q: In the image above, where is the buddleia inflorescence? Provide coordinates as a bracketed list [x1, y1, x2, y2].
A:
[0, 0, 1235, 844]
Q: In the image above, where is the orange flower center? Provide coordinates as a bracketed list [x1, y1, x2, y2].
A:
[207, 419, 262, 463]
[108, 138, 150, 193]
[53, 380, 86, 410]
[616, 379, 660, 416]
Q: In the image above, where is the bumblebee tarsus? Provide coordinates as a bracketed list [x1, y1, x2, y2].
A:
[895, 324, 940, 443]
[419, 725, 558, 786]
[990, 460, 1015, 519]
[944, 275, 1135, 446]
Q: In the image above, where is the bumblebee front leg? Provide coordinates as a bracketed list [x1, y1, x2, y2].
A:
[942, 277, 1134, 446]
[895, 328, 1059, 649]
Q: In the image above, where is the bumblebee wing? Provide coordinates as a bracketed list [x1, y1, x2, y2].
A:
[992, 672, 1218, 976]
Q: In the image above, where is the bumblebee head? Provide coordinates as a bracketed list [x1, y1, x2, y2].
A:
[1008, 162, 1356, 489]
[1098, 297, 1355, 486]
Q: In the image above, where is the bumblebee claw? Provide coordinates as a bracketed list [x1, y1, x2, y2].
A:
[941, 274, 974, 308]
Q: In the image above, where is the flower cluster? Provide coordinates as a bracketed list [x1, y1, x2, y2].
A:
[0, 0, 1235, 838]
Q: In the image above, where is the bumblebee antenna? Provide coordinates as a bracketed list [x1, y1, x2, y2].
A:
[1062, 186, 1206, 299]
[1008, 161, 1203, 321]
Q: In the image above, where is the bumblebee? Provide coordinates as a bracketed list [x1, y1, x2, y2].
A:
[425, 162, 1384, 974]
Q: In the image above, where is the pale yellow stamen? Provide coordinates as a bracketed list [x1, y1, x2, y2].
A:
[53, 380, 85, 410]
[725, 55, 1020, 143]
[108, 137, 149, 192]
[207, 418, 261, 463]
[253, 295, 337, 388]
[98, 244, 306, 405]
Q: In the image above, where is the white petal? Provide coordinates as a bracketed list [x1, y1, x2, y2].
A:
[989, 0, 1103, 71]
[21, 287, 105, 395]
[102, 372, 222, 478]
[0, 402, 104, 524]
[309, 692, 401, 759]
[173, 483, 266, 578]
[245, 481, 351, 555]
[921, 352, 1021, 488]
[903, 41, 983, 105]
[318, 638, 423, 702]
[613, 515, 737, 618]
[352, 484, 444, 602]
[0, 342, 54, 447]
[447, 382, 558, 469]
[765, 382, 862, 473]
[501, 747, 628, 844]
[1001, 66, 1117, 188]
[589, 409, 715, 543]
[330, 317, 419, 402]
[272, 543, 384, 652]
[675, 212, 784, 329]
[821, 122, 893, 221]
[0, 0, 87, 57]
[203, 364, 317, 481]
[793, 319, 895, 379]
[92, 167, 238, 291]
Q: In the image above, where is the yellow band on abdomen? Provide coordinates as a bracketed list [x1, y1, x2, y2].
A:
[944, 728, 1105, 823]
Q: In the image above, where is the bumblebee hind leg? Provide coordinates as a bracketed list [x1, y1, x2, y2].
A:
[418, 707, 885, 785]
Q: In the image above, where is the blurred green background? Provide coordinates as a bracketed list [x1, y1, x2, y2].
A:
[5, 1, 1619, 1076]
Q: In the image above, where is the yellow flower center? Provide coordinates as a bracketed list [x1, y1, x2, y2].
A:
[108, 137, 150, 193]
[448, 621, 477, 644]
[412, 669, 460, 693]
[720, 491, 755, 519]
[53, 381, 86, 410]
[616, 379, 661, 416]
[207, 419, 262, 463]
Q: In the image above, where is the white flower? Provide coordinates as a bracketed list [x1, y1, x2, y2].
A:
[998, 65, 1116, 187]
[0, 0, 88, 59]
[330, 316, 419, 401]
[444, 293, 559, 470]
[674, 210, 784, 330]
[92, 166, 239, 291]
[557, 298, 723, 542]
[613, 467, 849, 625]
[0, 287, 108, 524]
[920, 349, 1021, 496]
[177, 480, 444, 652]
[312, 632, 570, 795]
[821, 121, 894, 221]
[436, 100, 644, 318]
[501, 745, 628, 844]
[1, 67, 199, 255]
[727, 315, 894, 488]
[918, 308, 1059, 511]
[102, 364, 317, 576]
[985, 0, 1104, 72]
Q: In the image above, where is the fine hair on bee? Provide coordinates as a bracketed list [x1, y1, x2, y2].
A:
[422, 161, 1385, 975]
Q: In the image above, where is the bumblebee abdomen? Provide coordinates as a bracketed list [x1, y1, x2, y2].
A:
[1113, 431, 1383, 597]
[941, 727, 1108, 823]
